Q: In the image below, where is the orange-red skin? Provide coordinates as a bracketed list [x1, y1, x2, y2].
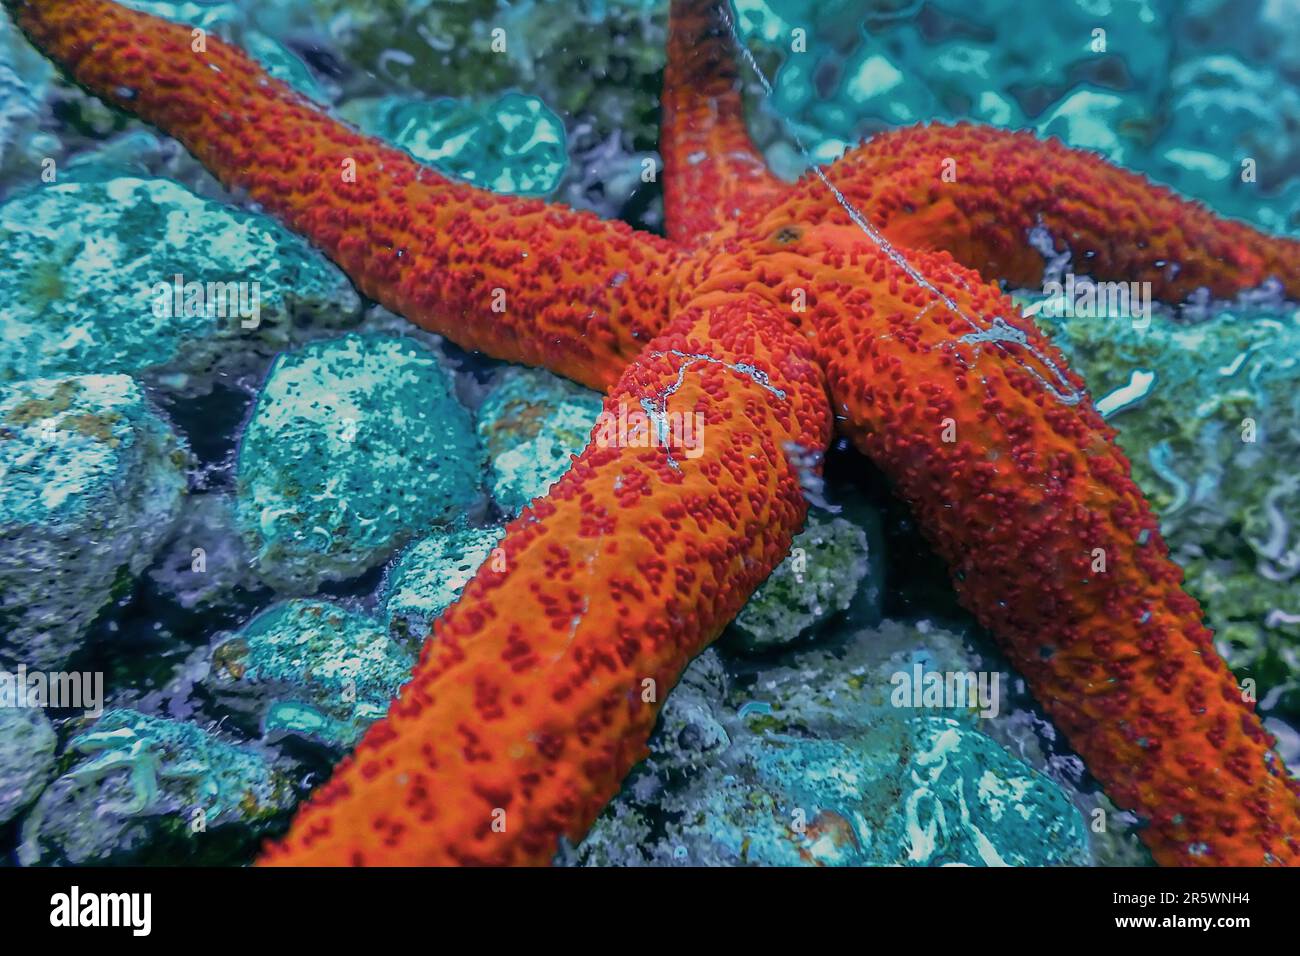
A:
[11, 0, 1300, 867]
[660, 0, 788, 247]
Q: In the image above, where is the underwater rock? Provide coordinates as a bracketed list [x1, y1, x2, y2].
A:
[381, 525, 505, 648]
[234, 333, 485, 592]
[576, 620, 1094, 866]
[0, 175, 361, 394]
[306, 0, 666, 147]
[148, 493, 260, 611]
[1026, 294, 1300, 721]
[1035, 86, 1148, 166]
[0, 374, 189, 669]
[476, 365, 602, 516]
[737, 0, 1169, 166]
[205, 599, 412, 750]
[341, 92, 568, 195]
[18, 708, 295, 865]
[0, 16, 54, 187]
[729, 509, 875, 652]
[0, 708, 57, 826]
[1151, 55, 1300, 234]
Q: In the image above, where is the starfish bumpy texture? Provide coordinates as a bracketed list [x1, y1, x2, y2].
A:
[10, 0, 1300, 866]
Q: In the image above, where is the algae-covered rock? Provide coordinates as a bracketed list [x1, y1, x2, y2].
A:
[18, 709, 295, 865]
[0, 175, 361, 394]
[730, 509, 875, 651]
[381, 525, 505, 647]
[640, 716, 1086, 867]
[0, 707, 57, 825]
[305, 0, 666, 145]
[0, 374, 189, 668]
[205, 599, 412, 749]
[734, 0, 1300, 234]
[234, 333, 486, 592]
[476, 365, 602, 516]
[342, 92, 567, 195]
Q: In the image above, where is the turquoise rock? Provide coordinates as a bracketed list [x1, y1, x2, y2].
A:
[1150, 55, 1300, 234]
[730, 509, 875, 651]
[658, 716, 1087, 867]
[381, 525, 506, 648]
[0, 708, 57, 825]
[476, 366, 602, 516]
[343, 92, 568, 196]
[206, 599, 412, 749]
[0, 175, 361, 394]
[234, 333, 486, 592]
[18, 708, 295, 865]
[731, 0, 1300, 236]
[1035, 86, 1149, 166]
[0, 375, 190, 668]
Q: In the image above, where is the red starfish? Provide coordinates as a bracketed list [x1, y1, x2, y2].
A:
[11, 0, 1300, 866]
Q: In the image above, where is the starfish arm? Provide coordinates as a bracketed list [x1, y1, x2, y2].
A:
[257, 296, 832, 865]
[780, 124, 1300, 303]
[660, 0, 788, 245]
[681, 218, 1300, 866]
[6, 0, 683, 389]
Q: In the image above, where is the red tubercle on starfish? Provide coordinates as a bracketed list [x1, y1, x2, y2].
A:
[10, 0, 1300, 866]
